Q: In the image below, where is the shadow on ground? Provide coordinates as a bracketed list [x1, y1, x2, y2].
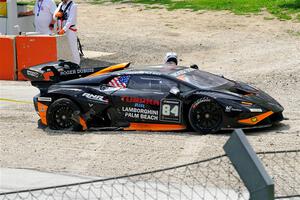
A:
[41, 122, 290, 137]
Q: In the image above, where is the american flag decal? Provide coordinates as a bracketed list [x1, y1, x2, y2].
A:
[108, 75, 130, 88]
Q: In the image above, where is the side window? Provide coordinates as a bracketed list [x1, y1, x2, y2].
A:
[159, 78, 178, 92]
[127, 75, 178, 92]
[178, 83, 193, 93]
[127, 75, 152, 90]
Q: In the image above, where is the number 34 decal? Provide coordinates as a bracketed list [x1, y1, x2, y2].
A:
[160, 99, 182, 122]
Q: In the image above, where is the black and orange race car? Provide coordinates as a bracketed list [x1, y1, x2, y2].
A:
[22, 60, 284, 134]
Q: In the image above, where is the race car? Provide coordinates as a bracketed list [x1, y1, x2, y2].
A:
[22, 60, 284, 134]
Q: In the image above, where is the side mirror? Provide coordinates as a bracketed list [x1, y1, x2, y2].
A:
[190, 64, 198, 69]
[170, 86, 180, 96]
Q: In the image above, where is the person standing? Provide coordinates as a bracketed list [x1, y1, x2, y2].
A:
[53, 0, 80, 65]
[19, 0, 57, 34]
[34, 0, 57, 34]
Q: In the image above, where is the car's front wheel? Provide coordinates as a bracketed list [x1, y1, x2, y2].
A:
[47, 98, 83, 131]
[188, 97, 223, 134]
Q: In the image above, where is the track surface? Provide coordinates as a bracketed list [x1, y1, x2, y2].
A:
[0, 3, 300, 178]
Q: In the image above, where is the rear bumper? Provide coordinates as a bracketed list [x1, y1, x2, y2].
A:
[33, 94, 39, 112]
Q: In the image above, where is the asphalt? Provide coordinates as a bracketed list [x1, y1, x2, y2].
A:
[0, 82, 93, 194]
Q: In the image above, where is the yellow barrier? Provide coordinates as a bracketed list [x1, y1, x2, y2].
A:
[0, 1, 7, 17]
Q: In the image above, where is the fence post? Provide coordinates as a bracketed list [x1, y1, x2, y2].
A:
[223, 129, 274, 200]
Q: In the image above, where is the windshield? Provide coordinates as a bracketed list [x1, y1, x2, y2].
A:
[173, 69, 234, 88]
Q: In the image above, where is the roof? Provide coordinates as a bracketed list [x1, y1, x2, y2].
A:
[118, 64, 194, 76]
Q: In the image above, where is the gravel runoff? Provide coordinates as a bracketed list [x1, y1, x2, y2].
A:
[0, 3, 300, 178]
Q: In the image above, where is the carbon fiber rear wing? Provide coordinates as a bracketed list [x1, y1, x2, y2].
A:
[22, 60, 130, 91]
[22, 61, 107, 82]
[22, 60, 131, 82]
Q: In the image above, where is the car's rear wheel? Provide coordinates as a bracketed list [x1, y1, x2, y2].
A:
[47, 98, 82, 131]
[188, 97, 223, 134]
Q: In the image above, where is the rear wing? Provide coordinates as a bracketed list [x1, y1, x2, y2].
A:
[22, 60, 130, 88]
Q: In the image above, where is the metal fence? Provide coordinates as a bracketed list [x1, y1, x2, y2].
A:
[0, 130, 299, 200]
[0, 155, 249, 200]
[258, 150, 300, 199]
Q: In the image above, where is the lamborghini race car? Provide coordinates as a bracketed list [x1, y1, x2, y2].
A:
[22, 60, 284, 134]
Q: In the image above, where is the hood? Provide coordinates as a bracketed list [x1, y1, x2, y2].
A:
[221, 81, 284, 112]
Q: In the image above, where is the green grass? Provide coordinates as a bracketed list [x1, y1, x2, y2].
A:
[17, 1, 35, 6]
[286, 29, 300, 36]
[94, 0, 300, 21]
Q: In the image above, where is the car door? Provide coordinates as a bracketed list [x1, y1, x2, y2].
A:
[110, 74, 182, 124]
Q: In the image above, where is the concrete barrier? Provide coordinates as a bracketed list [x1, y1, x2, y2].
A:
[16, 35, 57, 80]
[0, 34, 73, 80]
[0, 36, 16, 80]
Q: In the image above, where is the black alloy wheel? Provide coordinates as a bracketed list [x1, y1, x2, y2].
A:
[47, 98, 82, 131]
[188, 97, 223, 134]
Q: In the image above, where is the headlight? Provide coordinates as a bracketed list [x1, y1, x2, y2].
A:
[239, 101, 263, 113]
[241, 101, 253, 106]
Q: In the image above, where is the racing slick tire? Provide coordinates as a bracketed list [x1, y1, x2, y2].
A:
[47, 98, 83, 131]
[188, 97, 223, 134]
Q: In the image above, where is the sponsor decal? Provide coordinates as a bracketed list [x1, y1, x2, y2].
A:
[108, 75, 130, 88]
[160, 99, 182, 123]
[38, 97, 52, 102]
[192, 97, 211, 109]
[225, 106, 242, 112]
[126, 71, 161, 76]
[121, 96, 160, 106]
[60, 69, 76, 75]
[122, 107, 159, 121]
[134, 103, 145, 108]
[171, 68, 195, 77]
[88, 103, 94, 108]
[77, 68, 95, 73]
[82, 93, 108, 103]
[251, 117, 258, 122]
[249, 108, 263, 113]
[60, 68, 95, 76]
[27, 70, 39, 78]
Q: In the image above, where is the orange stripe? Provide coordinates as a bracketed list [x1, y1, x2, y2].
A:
[37, 102, 48, 125]
[238, 111, 274, 125]
[124, 123, 186, 131]
[88, 63, 130, 77]
[79, 117, 87, 130]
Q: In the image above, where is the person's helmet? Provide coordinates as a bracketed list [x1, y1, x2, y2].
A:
[164, 52, 178, 65]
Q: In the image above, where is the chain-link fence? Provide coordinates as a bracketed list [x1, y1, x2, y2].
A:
[0, 155, 249, 200]
[0, 134, 299, 200]
[258, 150, 300, 199]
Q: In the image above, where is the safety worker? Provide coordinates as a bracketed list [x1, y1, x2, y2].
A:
[18, 0, 57, 34]
[53, 0, 80, 65]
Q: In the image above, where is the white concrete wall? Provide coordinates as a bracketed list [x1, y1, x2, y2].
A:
[0, 17, 6, 35]
[56, 35, 73, 62]
[17, 16, 34, 33]
[2, 0, 35, 35]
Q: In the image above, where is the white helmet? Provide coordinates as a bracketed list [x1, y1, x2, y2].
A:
[164, 52, 178, 65]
